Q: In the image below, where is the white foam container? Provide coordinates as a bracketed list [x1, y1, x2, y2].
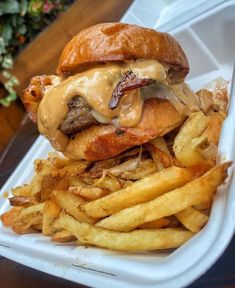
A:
[0, 1, 235, 287]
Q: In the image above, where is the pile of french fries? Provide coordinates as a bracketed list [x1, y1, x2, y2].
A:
[0, 110, 231, 251]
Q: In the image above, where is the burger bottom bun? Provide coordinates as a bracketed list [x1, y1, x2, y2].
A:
[64, 99, 185, 161]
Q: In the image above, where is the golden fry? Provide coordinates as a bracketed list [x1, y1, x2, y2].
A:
[12, 185, 32, 197]
[173, 111, 222, 167]
[1, 207, 23, 227]
[9, 196, 38, 207]
[119, 159, 157, 180]
[58, 213, 194, 251]
[138, 218, 170, 229]
[145, 137, 179, 170]
[81, 166, 201, 218]
[57, 161, 90, 177]
[194, 201, 212, 211]
[40, 174, 69, 201]
[96, 163, 230, 232]
[52, 229, 76, 243]
[42, 201, 61, 235]
[202, 112, 224, 145]
[93, 174, 124, 192]
[12, 203, 44, 234]
[54, 190, 96, 224]
[176, 207, 208, 232]
[70, 185, 107, 200]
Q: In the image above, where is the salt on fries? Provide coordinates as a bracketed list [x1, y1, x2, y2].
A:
[0, 106, 231, 251]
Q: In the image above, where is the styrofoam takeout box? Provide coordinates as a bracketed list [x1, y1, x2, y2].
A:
[0, 1, 235, 287]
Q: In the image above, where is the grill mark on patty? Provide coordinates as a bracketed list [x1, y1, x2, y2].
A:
[59, 96, 98, 135]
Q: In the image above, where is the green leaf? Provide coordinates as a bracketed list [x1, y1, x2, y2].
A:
[20, 0, 28, 16]
[28, 0, 43, 16]
[11, 14, 18, 27]
[0, 0, 20, 14]
[10, 75, 19, 86]
[4, 81, 14, 94]
[2, 54, 13, 69]
[8, 92, 17, 101]
[0, 92, 17, 106]
[0, 37, 6, 54]
[18, 24, 27, 35]
[2, 70, 12, 79]
[2, 24, 13, 42]
[0, 98, 11, 107]
[17, 16, 25, 25]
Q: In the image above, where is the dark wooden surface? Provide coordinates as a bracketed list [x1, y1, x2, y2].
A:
[0, 117, 235, 288]
[0, 100, 24, 154]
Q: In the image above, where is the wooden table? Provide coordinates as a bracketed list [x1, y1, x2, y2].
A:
[1, 1, 235, 287]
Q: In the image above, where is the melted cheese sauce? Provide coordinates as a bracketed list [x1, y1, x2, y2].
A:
[37, 59, 200, 151]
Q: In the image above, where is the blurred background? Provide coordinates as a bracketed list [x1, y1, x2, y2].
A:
[0, 0, 132, 157]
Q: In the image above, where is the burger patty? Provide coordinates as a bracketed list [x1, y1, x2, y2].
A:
[60, 72, 156, 135]
[59, 96, 97, 135]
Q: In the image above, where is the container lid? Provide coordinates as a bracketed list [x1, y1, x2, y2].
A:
[122, 0, 228, 31]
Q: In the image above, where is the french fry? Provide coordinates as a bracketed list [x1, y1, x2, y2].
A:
[145, 137, 179, 170]
[12, 184, 33, 197]
[57, 213, 194, 251]
[202, 112, 224, 145]
[31, 160, 56, 196]
[57, 161, 91, 177]
[176, 207, 208, 232]
[52, 229, 76, 243]
[40, 174, 69, 201]
[42, 201, 61, 235]
[32, 223, 42, 231]
[9, 196, 38, 207]
[69, 185, 107, 201]
[81, 166, 202, 218]
[138, 218, 170, 229]
[1, 130, 231, 253]
[194, 201, 212, 211]
[54, 190, 96, 224]
[173, 111, 220, 167]
[93, 174, 124, 192]
[96, 163, 230, 232]
[1, 207, 23, 227]
[119, 159, 157, 180]
[12, 203, 44, 234]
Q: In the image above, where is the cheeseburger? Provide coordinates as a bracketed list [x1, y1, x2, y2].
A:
[22, 23, 218, 161]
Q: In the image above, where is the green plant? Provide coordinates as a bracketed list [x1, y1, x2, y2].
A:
[0, 0, 74, 106]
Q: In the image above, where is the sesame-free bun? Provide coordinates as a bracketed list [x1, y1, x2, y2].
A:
[23, 23, 190, 161]
[56, 23, 189, 81]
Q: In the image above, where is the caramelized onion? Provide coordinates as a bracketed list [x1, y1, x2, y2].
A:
[109, 71, 155, 110]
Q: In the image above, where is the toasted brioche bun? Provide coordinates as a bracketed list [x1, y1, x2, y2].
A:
[23, 23, 190, 161]
[64, 99, 184, 161]
[56, 23, 189, 81]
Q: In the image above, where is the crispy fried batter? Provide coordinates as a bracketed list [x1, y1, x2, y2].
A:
[21, 75, 52, 122]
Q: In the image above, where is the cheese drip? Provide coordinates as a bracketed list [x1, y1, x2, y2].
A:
[37, 59, 200, 151]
